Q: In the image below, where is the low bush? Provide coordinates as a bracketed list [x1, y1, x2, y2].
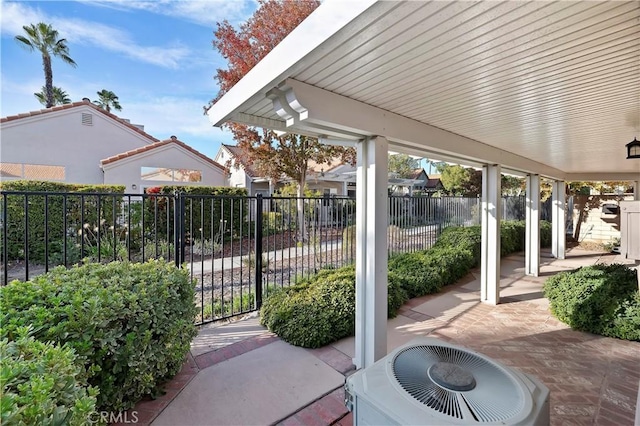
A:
[262, 220, 553, 348]
[543, 263, 639, 341]
[433, 225, 482, 265]
[0, 260, 197, 411]
[260, 266, 407, 348]
[0, 327, 98, 426]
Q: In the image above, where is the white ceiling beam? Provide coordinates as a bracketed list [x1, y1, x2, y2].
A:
[283, 78, 567, 179]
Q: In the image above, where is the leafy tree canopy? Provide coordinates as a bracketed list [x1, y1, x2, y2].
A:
[15, 22, 76, 108]
[94, 89, 122, 113]
[208, 0, 354, 199]
[34, 86, 71, 106]
[388, 154, 420, 179]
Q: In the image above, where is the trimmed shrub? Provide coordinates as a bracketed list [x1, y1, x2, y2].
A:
[0, 327, 98, 426]
[145, 186, 248, 242]
[260, 266, 406, 348]
[0, 260, 197, 411]
[433, 225, 482, 265]
[0, 180, 125, 264]
[543, 264, 639, 341]
[388, 252, 444, 298]
[500, 220, 525, 256]
[262, 220, 554, 348]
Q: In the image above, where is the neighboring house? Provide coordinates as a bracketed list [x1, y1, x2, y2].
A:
[215, 144, 351, 196]
[0, 99, 226, 192]
[101, 136, 226, 192]
[424, 174, 445, 195]
[214, 144, 431, 197]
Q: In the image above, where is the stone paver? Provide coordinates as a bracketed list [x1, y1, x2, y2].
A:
[120, 248, 638, 426]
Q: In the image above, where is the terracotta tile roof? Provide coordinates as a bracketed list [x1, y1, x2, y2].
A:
[425, 178, 443, 189]
[408, 168, 426, 179]
[0, 99, 159, 144]
[101, 136, 226, 172]
[221, 144, 259, 177]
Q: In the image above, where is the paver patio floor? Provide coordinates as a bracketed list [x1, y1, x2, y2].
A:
[117, 247, 639, 426]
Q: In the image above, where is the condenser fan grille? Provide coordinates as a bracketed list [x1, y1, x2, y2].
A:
[392, 345, 525, 422]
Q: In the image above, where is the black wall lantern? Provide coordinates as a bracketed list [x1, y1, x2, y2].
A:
[627, 137, 640, 159]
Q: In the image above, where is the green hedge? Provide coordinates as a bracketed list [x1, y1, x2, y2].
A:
[0, 260, 197, 411]
[261, 220, 551, 348]
[145, 186, 248, 242]
[260, 266, 407, 348]
[0, 180, 125, 264]
[543, 264, 640, 341]
[0, 328, 98, 426]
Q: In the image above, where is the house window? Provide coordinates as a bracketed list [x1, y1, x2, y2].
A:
[141, 167, 202, 182]
[0, 162, 65, 180]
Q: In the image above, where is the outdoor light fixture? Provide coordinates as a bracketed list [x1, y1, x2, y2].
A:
[627, 137, 640, 159]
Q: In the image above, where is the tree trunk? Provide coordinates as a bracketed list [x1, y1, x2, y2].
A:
[43, 54, 54, 108]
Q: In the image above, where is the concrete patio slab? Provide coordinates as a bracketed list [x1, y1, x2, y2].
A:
[331, 314, 447, 359]
[152, 340, 344, 426]
[190, 314, 265, 357]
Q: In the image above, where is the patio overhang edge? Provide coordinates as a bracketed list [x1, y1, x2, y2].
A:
[206, 0, 378, 128]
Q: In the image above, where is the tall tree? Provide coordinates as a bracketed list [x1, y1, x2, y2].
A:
[388, 154, 420, 178]
[94, 90, 122, 113]
[208, 0, 354, 240]
[34, 86, 71, 106]
[15, 23, 77, 108]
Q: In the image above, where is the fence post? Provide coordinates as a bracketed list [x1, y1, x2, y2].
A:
[174, 192, 185, 267]
[254, 194, 264, 309]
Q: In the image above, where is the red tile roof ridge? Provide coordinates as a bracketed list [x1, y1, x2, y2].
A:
[101, 136, 227, 172]
[1, 99, 159, 143]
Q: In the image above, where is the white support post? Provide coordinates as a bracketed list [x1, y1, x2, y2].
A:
[354, 136, 388, 369]
[525, 175, 540, 276]
[552, 181, 566, 259]
[481, 164, 501, 305]
[342, 181, 348, 196]
[634, 181, 640, 201]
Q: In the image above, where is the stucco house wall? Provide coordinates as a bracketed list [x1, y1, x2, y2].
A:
[102, 137, 227, 193]
[1, 101, 226, 193]
[1, 101, 155, 184]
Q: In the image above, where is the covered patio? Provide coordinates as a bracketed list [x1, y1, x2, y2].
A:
[207, 0, 640, 369]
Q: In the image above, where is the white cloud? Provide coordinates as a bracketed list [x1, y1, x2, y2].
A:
[77, 0, 255, 27]
[1, 2, 192, 68]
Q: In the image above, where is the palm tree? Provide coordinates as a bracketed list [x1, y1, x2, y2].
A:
[93, 90, 122, 113]
[15, 23, 77, 108]
[34, 86, 71, 106]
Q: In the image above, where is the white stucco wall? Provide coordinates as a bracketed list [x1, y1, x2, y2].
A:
[1, 105, 153, 184]
[102, 144, 226, 193]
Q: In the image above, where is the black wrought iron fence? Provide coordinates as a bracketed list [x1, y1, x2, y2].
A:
[1, 191, 525, 325]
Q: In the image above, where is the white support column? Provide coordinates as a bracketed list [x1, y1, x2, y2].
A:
[634, 181, 640, 201]
[552, 181, 566, 259]
[342, 181, 348, 197]
[481, 164, 501, 305]
[354, 136, 388, 369]
[525, 175, 540, 276]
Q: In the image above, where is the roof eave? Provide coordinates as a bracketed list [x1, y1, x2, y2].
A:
[206, 0, 377, 127]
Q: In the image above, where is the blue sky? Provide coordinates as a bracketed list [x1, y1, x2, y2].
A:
[1, 0, 257, 159]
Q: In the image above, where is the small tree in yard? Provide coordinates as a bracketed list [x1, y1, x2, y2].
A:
[207, 0, 355, 241]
